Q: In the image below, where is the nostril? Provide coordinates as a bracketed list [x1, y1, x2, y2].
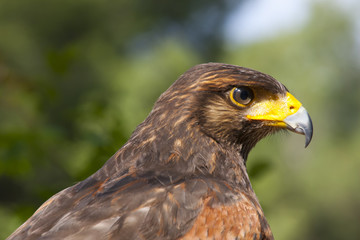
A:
[290, 106, 295, 110]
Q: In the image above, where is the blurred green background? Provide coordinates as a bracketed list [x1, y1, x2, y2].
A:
[1, 0, 360, 239]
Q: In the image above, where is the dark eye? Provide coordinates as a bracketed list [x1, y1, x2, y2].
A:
[230, 87, 254, 106]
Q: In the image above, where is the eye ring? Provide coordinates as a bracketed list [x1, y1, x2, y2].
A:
[230, 87, 254, 107]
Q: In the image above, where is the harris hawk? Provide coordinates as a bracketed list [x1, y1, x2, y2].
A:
[8, 63, 313, 240]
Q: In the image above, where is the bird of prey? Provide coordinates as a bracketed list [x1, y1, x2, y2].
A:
[8, 63, 313, 240]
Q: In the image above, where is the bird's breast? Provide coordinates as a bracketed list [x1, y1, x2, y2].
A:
[179, 192, 274, 240]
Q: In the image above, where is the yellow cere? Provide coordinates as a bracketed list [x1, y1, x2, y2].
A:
[246, 92, 302, 126]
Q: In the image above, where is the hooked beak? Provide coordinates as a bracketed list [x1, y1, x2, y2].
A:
[284, 106, 313, 147]
[246, 92, 313, 147]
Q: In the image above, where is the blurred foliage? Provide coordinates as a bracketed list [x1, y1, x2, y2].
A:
[1, 0, 360, 239]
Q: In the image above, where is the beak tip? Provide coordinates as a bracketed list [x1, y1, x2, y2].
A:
[304, 135, 312, 148]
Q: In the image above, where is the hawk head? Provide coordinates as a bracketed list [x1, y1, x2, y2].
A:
[144, 63, 312, 161]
